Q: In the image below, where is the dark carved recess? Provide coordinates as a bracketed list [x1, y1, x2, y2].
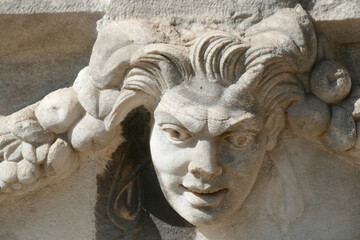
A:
[96, 106, 190, 239]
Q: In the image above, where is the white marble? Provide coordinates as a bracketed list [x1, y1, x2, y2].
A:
[0, 1, 360, 239]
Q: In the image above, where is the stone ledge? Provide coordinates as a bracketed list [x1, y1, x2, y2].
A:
[306, 0, 360, 43]
[0, 12, 103, 61]
[0, 0, 107, 14]
[0, 11, 104, 116]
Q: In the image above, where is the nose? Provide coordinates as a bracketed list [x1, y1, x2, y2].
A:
[188, 139, 223, 177]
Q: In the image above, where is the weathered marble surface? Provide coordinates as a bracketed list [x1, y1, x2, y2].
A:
[0, 1, 359, 239]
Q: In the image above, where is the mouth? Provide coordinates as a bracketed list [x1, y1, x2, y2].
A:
[181, 185, 228, 207]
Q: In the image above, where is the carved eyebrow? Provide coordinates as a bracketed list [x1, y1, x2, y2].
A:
[154, 111, 184, 126]
[211, 114, 261, 136]
[225, 118, 260, 132]
[153, 110, 206, 134]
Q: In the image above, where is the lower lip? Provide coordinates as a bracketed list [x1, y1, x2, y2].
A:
[183, 188, 228, 207]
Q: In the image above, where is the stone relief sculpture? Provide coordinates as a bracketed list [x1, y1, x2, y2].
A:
[0, 5, 359, 239]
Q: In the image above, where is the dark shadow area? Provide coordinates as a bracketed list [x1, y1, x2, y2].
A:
[96, 106, 191, 240]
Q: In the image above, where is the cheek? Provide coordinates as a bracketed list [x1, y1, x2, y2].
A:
[217, 136, 266, 177]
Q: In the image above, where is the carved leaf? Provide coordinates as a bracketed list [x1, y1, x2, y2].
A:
[0, 133, 22, 162]
[0, 133, 17, 156]
[35, 143, 51, 164]
[3, 141, 22, 162]
[44, 138, 78, 177]
[0, 131, 15, 144]
[21, 142, 37, 163]
[7, 105, 55, 143]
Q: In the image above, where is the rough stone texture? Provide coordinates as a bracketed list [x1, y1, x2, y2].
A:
[306, 0, 360, 43]
[105, 0, 298, 20]
[0, 0, 108, 14]
[338, 43, 360, 84]
[0, 157, 104, 240]
[0, 12, 103, 116]
[310, 61, 351, 104]
[0, 1, 359, 240]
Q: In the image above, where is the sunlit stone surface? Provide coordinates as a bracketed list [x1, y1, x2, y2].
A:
[0, 1, 359, 239]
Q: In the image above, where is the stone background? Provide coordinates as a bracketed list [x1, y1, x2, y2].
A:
[0, 1, 359, 239]
[1, 0, 359, 116]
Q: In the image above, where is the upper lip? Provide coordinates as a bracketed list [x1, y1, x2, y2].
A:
[181, 185, 226, 194]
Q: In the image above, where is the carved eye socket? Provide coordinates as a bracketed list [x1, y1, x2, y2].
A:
[224, 133, 255, 149]
[160, 124, 191, 143]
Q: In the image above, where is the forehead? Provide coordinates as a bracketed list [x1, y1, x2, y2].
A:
[154, 83, 261, 134]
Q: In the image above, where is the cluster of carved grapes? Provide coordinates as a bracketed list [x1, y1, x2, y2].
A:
[0, 101, 79, 201]
[0, 67, 123, 202]
[288, 60, 360, 156]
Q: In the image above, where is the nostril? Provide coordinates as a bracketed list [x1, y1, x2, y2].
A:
[189, 169, 201, 179]
[188, 161, 223, 176]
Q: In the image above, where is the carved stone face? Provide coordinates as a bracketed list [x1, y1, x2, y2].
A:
[149, 82, 269, 226]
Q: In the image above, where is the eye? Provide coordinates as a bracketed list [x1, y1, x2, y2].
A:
[224, 132, 255, 149]
[160, 124, 191, 143]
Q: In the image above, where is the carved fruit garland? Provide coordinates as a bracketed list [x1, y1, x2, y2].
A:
[0, 74, 123, 202]
[0, 7, 359, 209]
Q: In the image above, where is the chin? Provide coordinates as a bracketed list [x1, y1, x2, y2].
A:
[178, 203, 236, 227]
